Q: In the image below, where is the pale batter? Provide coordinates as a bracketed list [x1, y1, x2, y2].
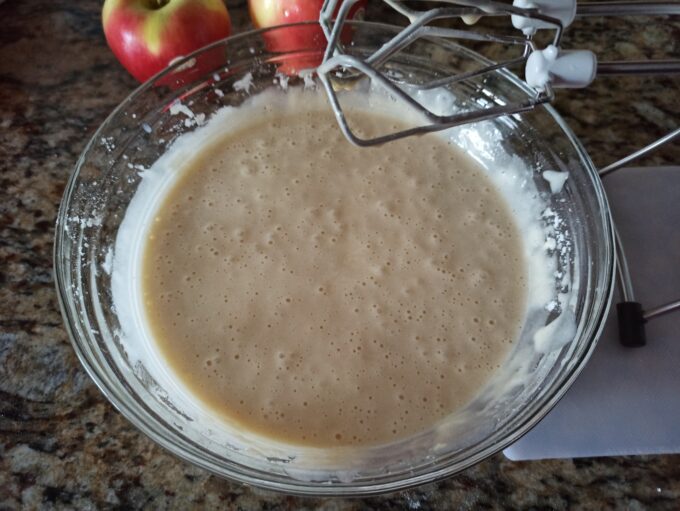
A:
[141, 98, 528, 447]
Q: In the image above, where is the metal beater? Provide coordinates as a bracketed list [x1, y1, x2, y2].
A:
[317, 0, 680, 345]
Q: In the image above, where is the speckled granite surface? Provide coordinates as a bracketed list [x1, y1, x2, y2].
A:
[1, 0, 679, 508]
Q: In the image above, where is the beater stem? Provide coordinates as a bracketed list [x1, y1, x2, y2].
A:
[615, 227, 635, 302]
[644, 299, 680, 320]
[599, 127, 680, 177]
[597, 60, 680, 75]
[576, 1, 680, 17]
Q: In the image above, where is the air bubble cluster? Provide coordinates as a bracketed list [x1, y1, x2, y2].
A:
[142, 99, 527, 447]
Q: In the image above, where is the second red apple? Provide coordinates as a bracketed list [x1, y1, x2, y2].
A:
[249, 0, 366, 73]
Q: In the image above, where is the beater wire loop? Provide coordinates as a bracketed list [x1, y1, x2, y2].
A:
[318, 0, 562, 146]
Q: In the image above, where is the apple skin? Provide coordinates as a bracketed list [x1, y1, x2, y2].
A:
[248, 0, 366, 73]
[103, 0, 232, 83]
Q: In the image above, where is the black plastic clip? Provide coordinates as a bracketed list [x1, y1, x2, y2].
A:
[616, 302, 647, 347]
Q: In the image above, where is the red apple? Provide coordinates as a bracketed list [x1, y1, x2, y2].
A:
[102, 0, 232, 83]
[248, 0, 366, 73]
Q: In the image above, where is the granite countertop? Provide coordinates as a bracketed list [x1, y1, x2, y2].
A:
[1, 0, 679, 508]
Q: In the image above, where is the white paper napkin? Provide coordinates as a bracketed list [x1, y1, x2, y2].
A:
[504, 166, 680, 460]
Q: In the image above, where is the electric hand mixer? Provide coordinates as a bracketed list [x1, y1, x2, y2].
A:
[316, 0, 680, 345]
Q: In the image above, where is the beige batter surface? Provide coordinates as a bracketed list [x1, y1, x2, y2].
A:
[142, 104, 527, 447]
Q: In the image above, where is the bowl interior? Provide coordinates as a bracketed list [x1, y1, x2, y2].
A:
[55, 22, 614, 495]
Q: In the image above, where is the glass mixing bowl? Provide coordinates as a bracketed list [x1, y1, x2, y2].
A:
[55, 22, 614, 495]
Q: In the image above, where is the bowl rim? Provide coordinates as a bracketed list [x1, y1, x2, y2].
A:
[54, 20, 616, 496]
